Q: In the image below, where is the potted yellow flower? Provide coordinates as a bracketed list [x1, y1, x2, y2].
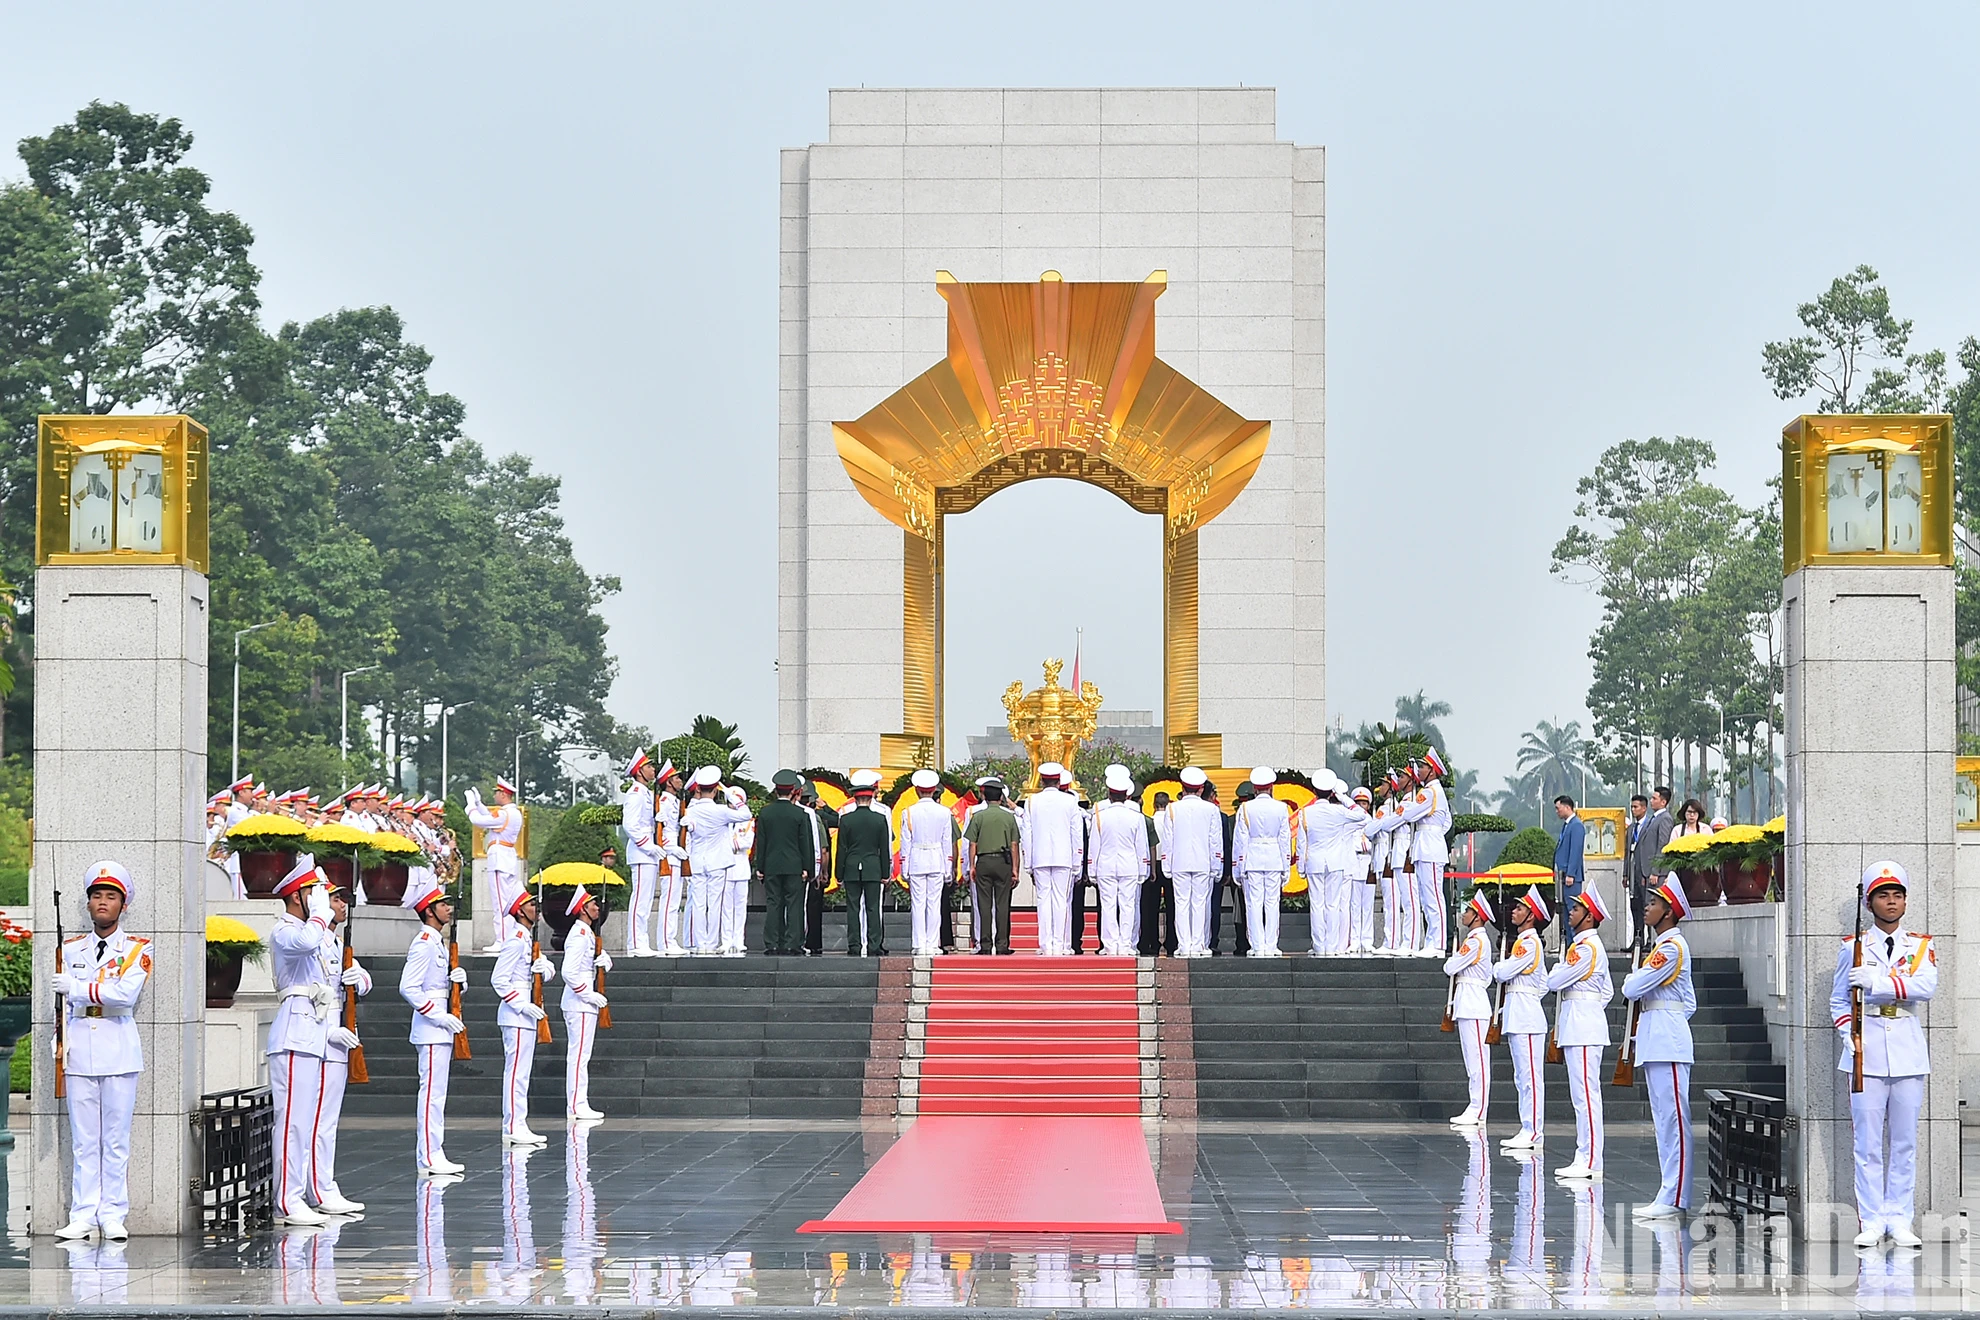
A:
[223, 813, 310, 898]
[1657, 830, 1720, 907]
[304, 823, 377, 903]
[362, 831, 426, 906]
[205, 915, 267, 1008]
[1708, 822, 1780, 905]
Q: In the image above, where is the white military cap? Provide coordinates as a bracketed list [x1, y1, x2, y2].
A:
[1104, 764, 1134, 793]
[1179, 766, 1207, 787]
[1250, 765, 1276, 788]
[911, 768, 940, 790]
[692, 765, 722, 788]
[1038, 762, 1066, 782]
[726, 785, 748, 806]
[850, 769, 882, 791]
[82, 859, 134, 906]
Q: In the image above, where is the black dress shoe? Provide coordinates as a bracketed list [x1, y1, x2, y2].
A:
[975, 947, 994, 956]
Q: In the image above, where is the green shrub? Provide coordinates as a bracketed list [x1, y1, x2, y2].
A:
[1495, 826, 1558, 871]
[537, 801, 629, 880]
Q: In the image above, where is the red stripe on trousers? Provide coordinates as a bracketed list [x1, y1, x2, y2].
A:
[1669, 1063, 1686, 1201]
[307, 1056, 328, 1199]
[278, 1053, 295, 1209]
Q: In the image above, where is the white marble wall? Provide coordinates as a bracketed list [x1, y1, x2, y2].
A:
[1782, 565, 1959, 1239]
[31, 564, 209, 1234]
[779, 88, 1325, 771]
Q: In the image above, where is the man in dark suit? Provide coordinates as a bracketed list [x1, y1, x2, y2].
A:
[1631, 788, 1675, 949]
[750, 770, 815, 956]
[800, 784, 837, 956]
[834, 771, 893, 956]
[1623, 793, 1648, 948]
[1551, 795, 1586, 950]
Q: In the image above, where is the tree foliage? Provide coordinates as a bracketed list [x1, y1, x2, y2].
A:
[0, 102, 640, 793]
[1761, 264, 1944, 413]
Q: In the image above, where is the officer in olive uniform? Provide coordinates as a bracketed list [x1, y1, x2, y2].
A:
[801, 784, 838, 956]
[835, 770, 893, 956]
[750, 770, 815, 956]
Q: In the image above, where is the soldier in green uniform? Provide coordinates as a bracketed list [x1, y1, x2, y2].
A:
[750, 770, 816, 956]
[801, 782, 837, 956]
[963, 778, 1023, 956]
[834, 770, 893, 956]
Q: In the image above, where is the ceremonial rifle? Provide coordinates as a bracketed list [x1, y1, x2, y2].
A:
[1612, 945, 1646, 1089]
[532, 873, 551, 1045]
[342, 916, 369, 1084]
[448, 897, 471, 1062]
[52, 874, 65, 1101]
[1850, 873, 1866, 1095]
[1439, 954, 1458, 1034]
[1484, 920, 1507, 1046]
[593, 873, 612, 1030]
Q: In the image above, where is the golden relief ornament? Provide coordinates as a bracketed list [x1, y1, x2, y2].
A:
[1003, 658, 1103, 791]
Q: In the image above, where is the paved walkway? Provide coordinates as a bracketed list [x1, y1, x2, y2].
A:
[0, 1118, 1972, 1312]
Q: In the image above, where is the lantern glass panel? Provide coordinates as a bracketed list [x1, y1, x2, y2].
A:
[68, 453, 115, 553]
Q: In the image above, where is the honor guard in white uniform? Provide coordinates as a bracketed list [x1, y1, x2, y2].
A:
[620, 751, 668, 956]
[52, 862, 150, 1241]
[491, 889, 556, 1144]
[1232, 768, 1292, 957]
[1830, 860, 1937, 1248]
[1622, 876, 1697, 1218]
[310, 882, 369, 1217]
[1367, 786, 1397, 952]
[1162, 768, 1224, 957]
[266, 855, 338, 1225]
[1494, 886, 1551, 1151]
[1400, 750, 1454, 956]
[399, 882, 466, 1176]
[651, 762, 687, 954]
[1021, 764, 1084, 956]
[1297, 772, 1368, 956]
[1547, 888, 1614, 1180]
[723, 786, 755, 954]
[1091, 765, 1150, 956]
[900, 769, 959, 956]
[682, 768, 751, 955]
[1349, 786, 1376, 952]
[561, 886, 609, 1120]
[1379, 771, 1420, 951]
[1443, 891, 1497, 1127]
[466, 778, 525, 953]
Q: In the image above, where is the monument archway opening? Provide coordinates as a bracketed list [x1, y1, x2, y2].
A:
[833, 271, 1270, 773]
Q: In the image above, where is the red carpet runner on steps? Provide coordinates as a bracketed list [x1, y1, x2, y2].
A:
[798, 947, 1180, 1235]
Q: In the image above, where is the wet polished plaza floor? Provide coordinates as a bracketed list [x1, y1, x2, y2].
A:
[0, 1118, 1973, 1312]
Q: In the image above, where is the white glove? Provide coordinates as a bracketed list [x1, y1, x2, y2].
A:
[595, 952, 613, 972]
[306, 885, 333, 921]
[341, 963, 368, 987]
[465, 788, 482, 807]
[448, 965, 468, 984]
[435, 1012, 464, 1034]
[1846, 965, 1880, 991]
[328, 1027, 361, 1051]
[50, 973, 76, 998]
[531, 956, 556, 979]
[579, 990, 608, 1010]
[521, 1002, 547, 1022]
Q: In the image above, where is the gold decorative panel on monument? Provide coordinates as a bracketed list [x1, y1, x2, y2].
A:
[1780, 414, 1952, 574]
[37, 414, 209, 572]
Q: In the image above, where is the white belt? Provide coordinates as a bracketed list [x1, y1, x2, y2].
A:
[279, 983, 336, 1022]
[1509, 987, 1543, 998]
[1641, 1002, 1685, 1014]
[1564, 990, 1606, 1002]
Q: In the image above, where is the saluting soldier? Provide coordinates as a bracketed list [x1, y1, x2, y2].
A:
[1547, 889, 1614, 1181]
[267, 855, 338, 1226]
[1830, 860, 1937, 1248]
[751, 770, 816, 956]
[682, 767, 750, 956]
[620, 750, 662, 956]
[466, 778, 525, 954]
[1401, 751, 1454, 956]
[835, 770, 893, 956]
[51, 862, 150, 1242]
[1623, 877, 1697, 1219]
[1494, 886, 1552, 1152]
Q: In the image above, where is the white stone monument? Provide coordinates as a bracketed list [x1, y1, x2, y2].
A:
[778, 88, 1325, 776]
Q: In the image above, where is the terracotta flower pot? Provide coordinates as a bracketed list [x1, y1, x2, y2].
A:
[315, 856, 358, 906]
[1721, 858, 1772, 905]
[1678, 866, 1721, 909]
[237, 850, 293, 899]
[363, 861, 409, 908]
[206, 956, 245, 1009]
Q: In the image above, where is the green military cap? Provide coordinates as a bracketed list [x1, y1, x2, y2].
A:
[772, 768, 803, 788]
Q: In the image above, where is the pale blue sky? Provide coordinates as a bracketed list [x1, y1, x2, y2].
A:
[6, 2, 1977, 791]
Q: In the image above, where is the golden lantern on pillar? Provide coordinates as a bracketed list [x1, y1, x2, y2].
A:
[1002, 658, 1102, 791]
[37, 415, 209, 572]
[1781, 414, 1952, 574]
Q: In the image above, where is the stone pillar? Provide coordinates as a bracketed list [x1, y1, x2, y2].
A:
[31, 565, 208, 1235]
[1782, 564, 1958, 1239]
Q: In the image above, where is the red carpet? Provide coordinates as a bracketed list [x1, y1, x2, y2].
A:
[917, 957, 1144, 1116]
[797, 1115, 1181, 1234]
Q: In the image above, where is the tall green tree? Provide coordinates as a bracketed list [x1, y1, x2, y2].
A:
[1761, 264, 1944, 413]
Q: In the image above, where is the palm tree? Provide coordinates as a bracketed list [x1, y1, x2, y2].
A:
[1448, 767, 1482, 812]
[689, 714, 749, 776]
[1393, 690, 1452, 752]
[1515, 719, 1591, 807]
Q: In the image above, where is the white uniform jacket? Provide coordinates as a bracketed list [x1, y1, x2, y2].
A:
[684, 798, 752, 876]
[1545, 930, 1613, 1048]
[491, 919, 542, 1031]
[59, 928, 149, 1076]
[1443, 927, 1495, 1020]
[1234, 796, 1293, 874]
[657, 791, 685, 865]
[1367, 805, 1393, 876]
[467, 797, 524, 874]
[561, 922, 602, 1017]
[1621, 929, 1695, 1064]
[1493, 929, 1550, 1035]
[621, 782, 658, 865]
[1299, 799, 1370, 876]
[316, 932, 369, 1065]
[267, 911, 334, 1059]
[1161, 796, 1225, 875]
[1020, 788, 1084, 871]
[1829, 926, 1936, 1078]
[1090, 800, 1151, 881]
[900, 799, 957, 878]
[1399, 779, 1453, 864]
[399, 925, 456, 1047]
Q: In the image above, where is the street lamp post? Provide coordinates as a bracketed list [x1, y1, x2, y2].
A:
[340, 664, 382, 790]
[1715, 706, 1766, 823]
[232, 620, 279, 784]
[514, 734, 526, 799]
[441, 701, 475, 800]
[558, 746, 604, 807]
